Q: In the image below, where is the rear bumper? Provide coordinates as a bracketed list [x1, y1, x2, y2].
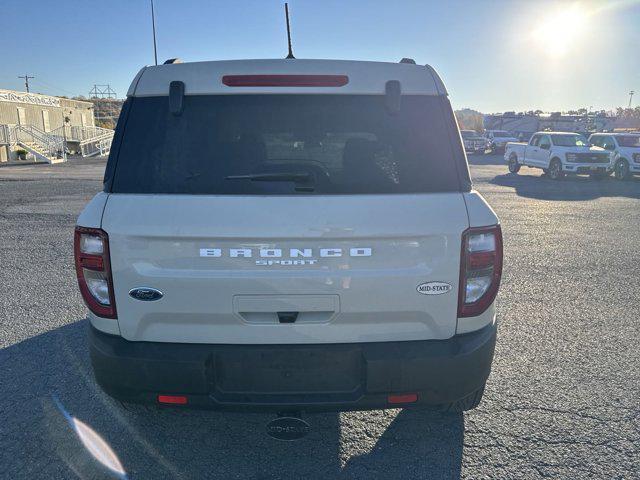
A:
[89, 322, 497, 412]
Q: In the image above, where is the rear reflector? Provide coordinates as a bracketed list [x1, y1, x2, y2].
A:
[157, 395, 188, 405]
[222, 74, 349, 87]
[387, 393, 418, 404]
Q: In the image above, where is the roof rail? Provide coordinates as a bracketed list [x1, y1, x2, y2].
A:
[163, 58, 183, 65]
[399, 58, 416, 64]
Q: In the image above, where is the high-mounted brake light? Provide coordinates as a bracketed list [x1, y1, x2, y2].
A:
[222, 74, 349, 87]
[458, 225, 503, 318]
[74, 226, 117, 318]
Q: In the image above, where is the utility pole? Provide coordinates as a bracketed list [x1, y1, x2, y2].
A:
[629, 90, 635, 108]
[18, 74, 35, 93]
[150, 0, 158, 65]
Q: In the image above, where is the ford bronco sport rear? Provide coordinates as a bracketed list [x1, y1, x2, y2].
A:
[76, 59, 502, 413]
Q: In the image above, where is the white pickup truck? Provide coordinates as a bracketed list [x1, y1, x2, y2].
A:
[588, 132, 640, 180]
[504, 131, 611, 180]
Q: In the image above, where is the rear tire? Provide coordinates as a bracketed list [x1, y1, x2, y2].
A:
[548, 159, 564, 180]
[444, 385, 486, 412]
[508, 154, 521, 173]
[614, 159, 631, 180]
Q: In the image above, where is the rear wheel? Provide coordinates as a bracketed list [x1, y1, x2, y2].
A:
[508, 154, 520, 173]
[444, 384, 486, 412]
[614, 159, 631, 180]
[548, 159, 564, 180]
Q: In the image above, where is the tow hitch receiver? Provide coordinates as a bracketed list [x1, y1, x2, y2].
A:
[266, 411, 310, 440]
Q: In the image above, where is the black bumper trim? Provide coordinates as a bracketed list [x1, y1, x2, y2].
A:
[89, 322, 497, 412]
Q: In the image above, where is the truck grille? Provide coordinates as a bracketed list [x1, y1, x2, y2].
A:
[576, 153, 609, 163]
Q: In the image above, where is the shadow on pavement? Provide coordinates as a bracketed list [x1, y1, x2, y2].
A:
[467, 153, 505, 166]
[1, 320, 464, 479]
[491, 171, 640, 201]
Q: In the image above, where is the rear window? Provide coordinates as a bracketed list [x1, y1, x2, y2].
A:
[109, 94, 465, 195]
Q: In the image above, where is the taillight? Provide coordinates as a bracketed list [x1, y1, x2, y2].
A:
[458, 225, 503, 318]
[74, 226, 117, 318]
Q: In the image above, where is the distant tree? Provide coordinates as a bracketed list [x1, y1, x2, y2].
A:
[617, 107, 640, 119]
[95, 119, 116, 129]
[454, 109, 485, 132]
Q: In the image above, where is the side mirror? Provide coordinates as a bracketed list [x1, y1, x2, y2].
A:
[605, 144, 615, 151]
[540, 143, 550, 150]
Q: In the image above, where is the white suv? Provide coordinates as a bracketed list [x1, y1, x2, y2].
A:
[75, 59, 502, 413]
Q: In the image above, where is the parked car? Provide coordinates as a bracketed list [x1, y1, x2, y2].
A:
[589, 132, 640, 180]
[505, 131, 610, 180]
[484, 130, 519, 154]
[460, 130, 485, 154]
[74, 58, 502, 415]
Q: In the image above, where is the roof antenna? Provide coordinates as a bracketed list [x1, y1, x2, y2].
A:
[285, 3, 295, 59]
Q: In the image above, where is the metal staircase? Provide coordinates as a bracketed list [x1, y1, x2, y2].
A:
[8, 125, 66, 164]
[50, 125, 115, 157]
[2, 124, 115, 163]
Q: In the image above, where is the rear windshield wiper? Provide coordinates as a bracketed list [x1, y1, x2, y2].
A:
[225, 172, 314, 191]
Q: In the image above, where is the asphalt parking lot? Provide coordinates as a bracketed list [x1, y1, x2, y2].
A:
[1, 155, 639, 479]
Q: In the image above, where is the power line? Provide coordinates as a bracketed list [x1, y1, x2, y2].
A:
[18, 74, 35, 93]
[29, 78, 79, 97]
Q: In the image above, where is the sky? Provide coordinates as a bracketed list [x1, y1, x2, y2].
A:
[1, 0, 638, 113]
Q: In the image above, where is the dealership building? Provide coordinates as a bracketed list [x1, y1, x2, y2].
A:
[0, 89, 106, 163]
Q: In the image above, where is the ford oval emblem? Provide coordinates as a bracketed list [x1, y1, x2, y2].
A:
[265, 416, 310, 441]
[416, 281, 452, 295]
[129, 287, 163, 301]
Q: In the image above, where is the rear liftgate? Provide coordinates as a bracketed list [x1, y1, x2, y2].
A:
[260, 77, 404, 441]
